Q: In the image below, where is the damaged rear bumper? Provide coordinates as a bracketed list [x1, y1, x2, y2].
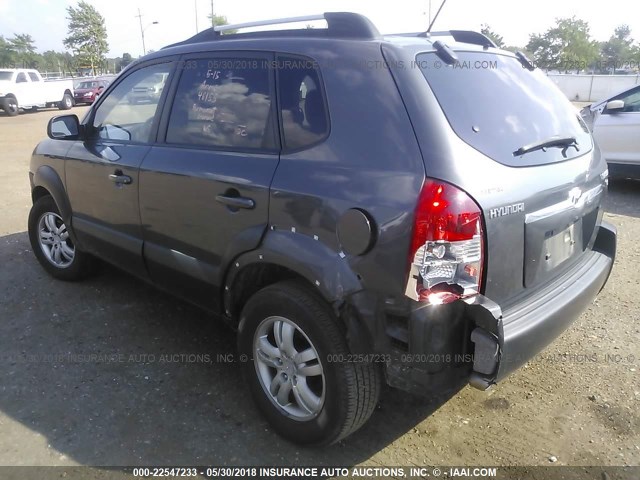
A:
[469, 221, 616, 389]
[379, 221, 616, 395]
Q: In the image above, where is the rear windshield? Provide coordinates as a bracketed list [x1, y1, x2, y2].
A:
[417, 52, 591, 166]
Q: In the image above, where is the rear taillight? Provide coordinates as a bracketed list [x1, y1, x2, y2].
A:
[405, 180, 484, 305]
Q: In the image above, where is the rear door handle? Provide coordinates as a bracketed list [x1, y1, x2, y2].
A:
[109, 173, 132, 185]
[215, 194, 255, 209]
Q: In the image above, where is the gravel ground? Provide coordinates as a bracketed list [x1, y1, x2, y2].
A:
[0, 106, 638, 472]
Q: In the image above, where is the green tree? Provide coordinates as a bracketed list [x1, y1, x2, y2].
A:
[0, 36, 14, 67]
[62, 52, 77, 77]
[527, 17, 599, 72]
[40, 50, 68, 74]
[526, 33, 560, 70]
[631, 44, 640, 64]
[600, 25, 634, 71]
[64, 1, 109, 75]
[8, 33, 37, 68]
[480, 24, 505, 48]
[118, 52, 133, 71]
[207, 13, 236, 34]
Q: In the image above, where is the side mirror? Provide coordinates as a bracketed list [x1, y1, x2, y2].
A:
[47, 114, 82, 140]
[98, 85, 104, 90]
[605, 100, 625, 112]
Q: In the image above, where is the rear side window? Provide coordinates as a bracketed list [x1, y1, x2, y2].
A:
[166, 58, 275, 150]
[28, 72, 39, 82]
[277, 56, 329, 150]
[416, 52, 591, 166]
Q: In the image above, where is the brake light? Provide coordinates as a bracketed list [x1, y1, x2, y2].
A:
[405, 180, 484, 305]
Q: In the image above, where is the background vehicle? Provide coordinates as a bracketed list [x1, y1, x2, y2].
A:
[0, 69, 74, 116]
[581, 85, 640, 179]
[28, 13, 616, 446]
[127, 72, 168, 103]
[73, 79, 110, 105]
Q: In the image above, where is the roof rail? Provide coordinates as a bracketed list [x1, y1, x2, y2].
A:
[165, 12, 381, 48]
[214, 14, 325, 33]
[420, 30, 497, 49]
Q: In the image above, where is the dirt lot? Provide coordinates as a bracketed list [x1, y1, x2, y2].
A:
[0, 107, 638, 471]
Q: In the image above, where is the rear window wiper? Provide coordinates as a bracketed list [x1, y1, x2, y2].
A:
[513, 136, 579, 158]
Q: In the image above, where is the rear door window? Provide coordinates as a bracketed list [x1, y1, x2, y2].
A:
[276, 56, 329, 150]
[416, 52, 591, 166]
[166, 57, 276, 151]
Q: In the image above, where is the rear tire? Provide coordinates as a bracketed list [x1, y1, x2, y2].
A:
[238, 280, 381, 445]
[58, 93, 73, 110]
[2, 97, 19, 116]
[28, 195, 94, 281]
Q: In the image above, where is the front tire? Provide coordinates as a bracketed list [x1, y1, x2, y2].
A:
[28, 195, 94, 281]
[238, 281, 381, 445]
[58, 93, 73, 110]
[2, 97, 19, 116]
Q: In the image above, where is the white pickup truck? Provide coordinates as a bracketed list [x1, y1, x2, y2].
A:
[0, 69, 75, 117]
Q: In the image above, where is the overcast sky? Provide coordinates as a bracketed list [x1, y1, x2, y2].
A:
[1, 0, 638, 58]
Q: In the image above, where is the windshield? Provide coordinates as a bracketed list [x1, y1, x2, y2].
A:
[417, 52, 592, 166]
[78, 81, 98, 89]
[0, 72, 13, 81]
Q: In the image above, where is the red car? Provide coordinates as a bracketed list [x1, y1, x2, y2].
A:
[73, 80, 109, 105]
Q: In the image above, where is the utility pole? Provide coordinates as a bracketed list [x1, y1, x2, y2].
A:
[136, 9, 159, 56]
[195, 0, 199, 33]
[136, 8, 144, 55]
[136, 8, 146, 52]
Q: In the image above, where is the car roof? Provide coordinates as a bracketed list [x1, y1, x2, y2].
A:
[139, 12, 509, 63]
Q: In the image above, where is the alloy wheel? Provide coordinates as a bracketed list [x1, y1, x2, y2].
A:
[253, 315, 326, 421]
[37, 212, 75, 268]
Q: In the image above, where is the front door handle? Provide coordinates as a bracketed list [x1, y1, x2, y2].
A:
[215, 194, 255, 210]
[109, 173, 132, 185]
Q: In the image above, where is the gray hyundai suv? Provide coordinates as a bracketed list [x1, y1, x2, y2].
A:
[28, 12, 616, 445]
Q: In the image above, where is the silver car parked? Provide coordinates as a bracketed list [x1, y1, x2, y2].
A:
[581, 84, 640, 179]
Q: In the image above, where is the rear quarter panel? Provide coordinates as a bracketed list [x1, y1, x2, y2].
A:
[268, 41, 426, 298]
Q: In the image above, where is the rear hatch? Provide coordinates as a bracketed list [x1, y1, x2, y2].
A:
[401, 47, 607, 305]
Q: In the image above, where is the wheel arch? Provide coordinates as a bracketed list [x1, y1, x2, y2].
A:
[31, 185, 51, 203]
[32, 165, 73, 226]
[223, 230, 363, 326]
